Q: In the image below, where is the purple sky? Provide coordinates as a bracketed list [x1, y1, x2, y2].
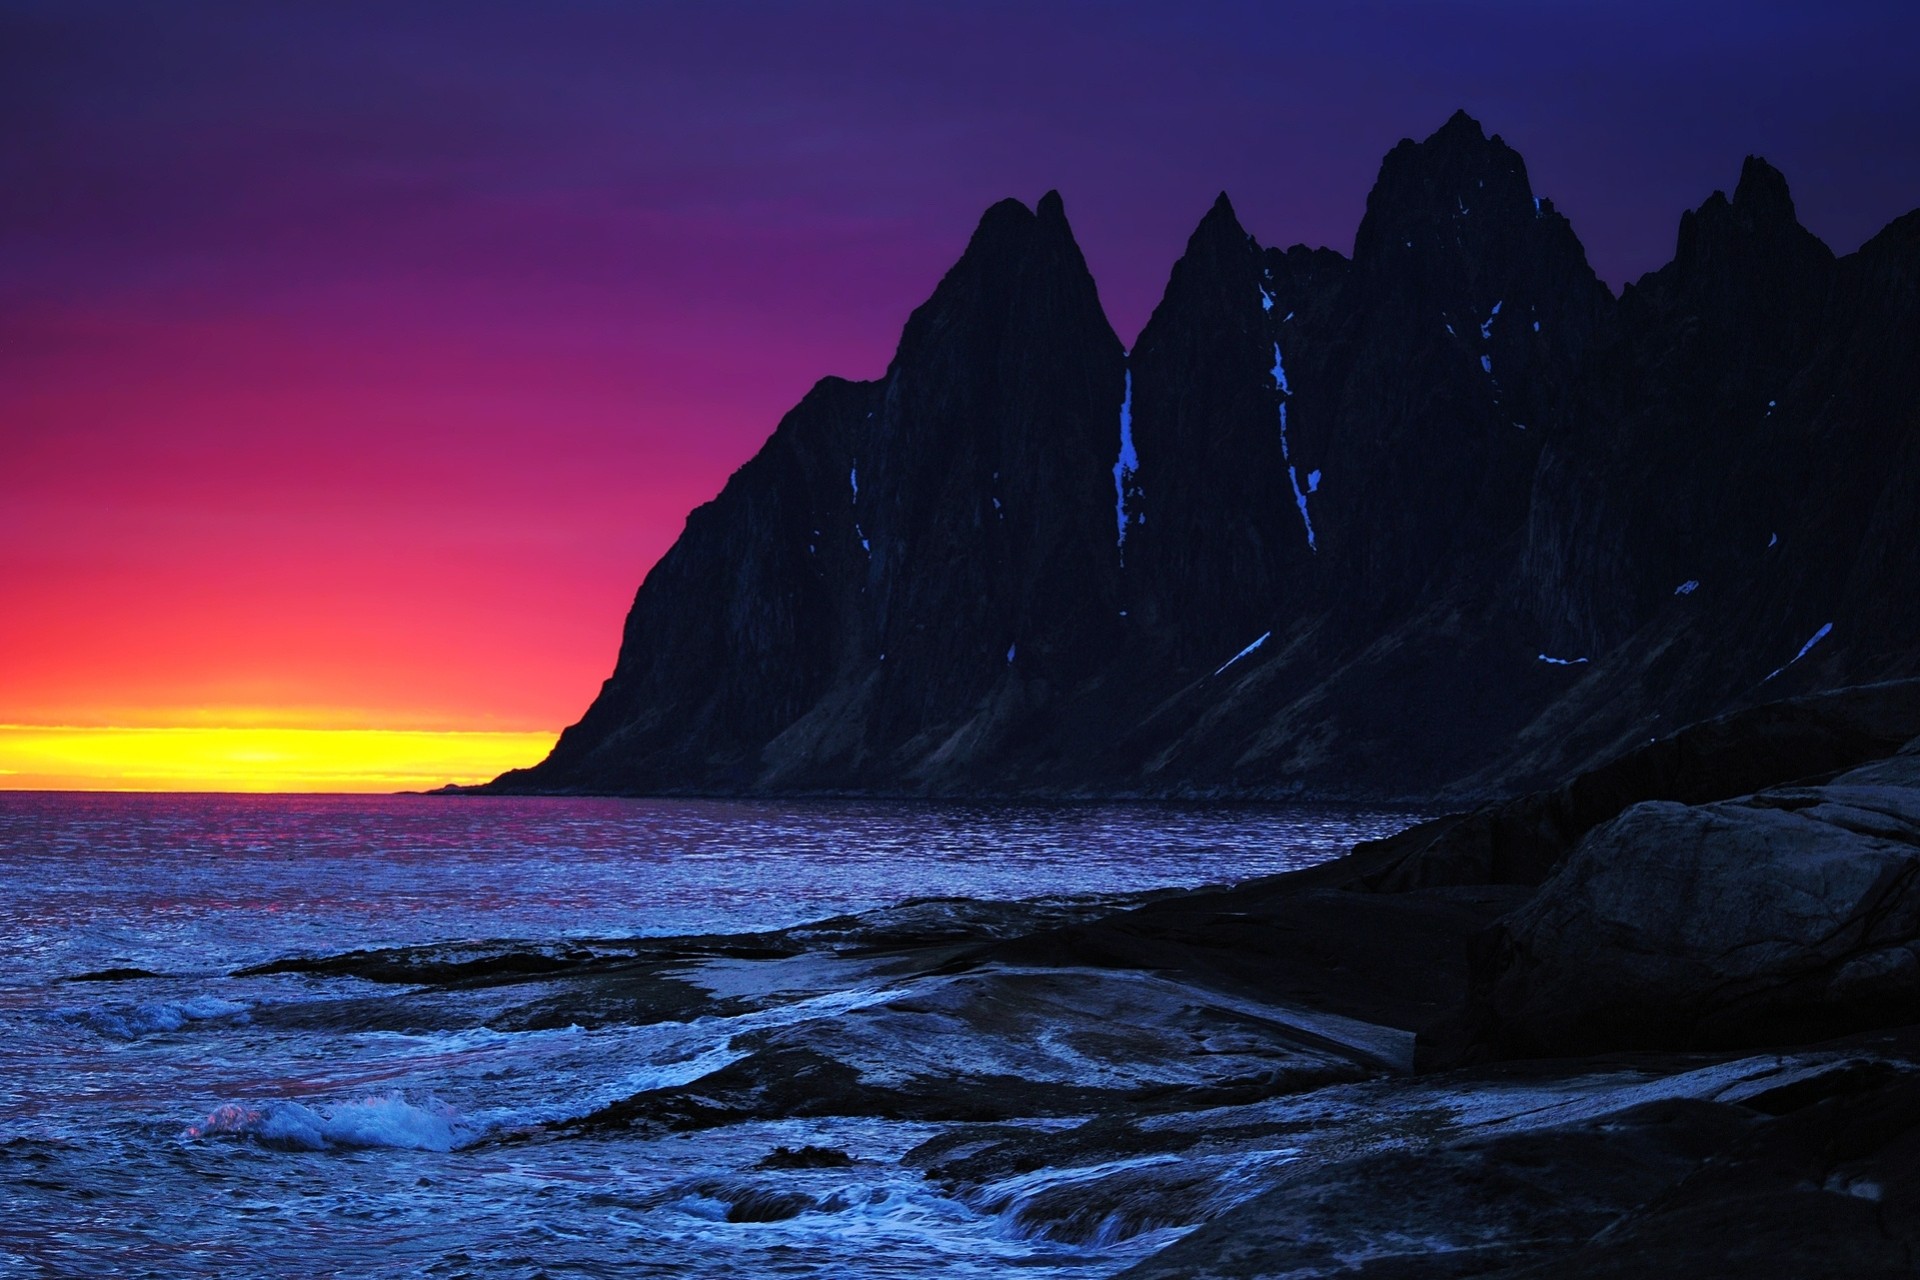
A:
[4, 0, 1917, 749]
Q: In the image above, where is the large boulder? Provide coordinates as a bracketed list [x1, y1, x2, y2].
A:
[1358, 677, 1920, 892]
[1452, 742, 1920, 1059]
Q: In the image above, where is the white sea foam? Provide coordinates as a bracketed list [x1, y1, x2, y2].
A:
[596, 983, 908, 1105]
[606, 1041, 753, 1099]
[657, 1176, 1038, 1259]
[58, 994, 250, 1040]
[185, 1091, 477, 1151]
[984, 1146, 1300, 1248]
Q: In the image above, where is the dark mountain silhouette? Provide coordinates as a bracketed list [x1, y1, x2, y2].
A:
[485, 112, 1920, 800]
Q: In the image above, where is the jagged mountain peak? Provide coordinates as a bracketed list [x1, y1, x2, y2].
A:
[1682, 155, 1812, 240]
[1434, 107, 1490, 144]
[489, 115, 1920, 803]
[960, 195, 1038, 255]
[1668, 156, 1833, 289]
[1131, 192, 1264, 357]
[1030, 188, 1098, 265]
[1184, 190, 1252, 251]
[960, 190, 1081, 249]
[1734, 155, 1796, 221]
[886, 189, 1116, 381]
[947, 190, 1101, 266]
[1352, 111, 1544, 271]
[1395, 108, 1513, 169]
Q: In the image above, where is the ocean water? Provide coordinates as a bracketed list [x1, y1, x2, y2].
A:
[0, 793, 1418, 1279]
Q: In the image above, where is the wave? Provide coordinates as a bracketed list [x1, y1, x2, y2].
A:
[555, 984, 908, 1119]
[647, 1177, 1048, 1257]
[980, 1148, 1301, 1247]
[52, 994, 250, 1040]
[183, 1091, 479, 1152]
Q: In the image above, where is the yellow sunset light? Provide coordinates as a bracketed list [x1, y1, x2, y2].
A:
[0, 724, 555, 793]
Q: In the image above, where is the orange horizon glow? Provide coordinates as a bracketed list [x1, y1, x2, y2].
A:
[0, 723, 557, 794]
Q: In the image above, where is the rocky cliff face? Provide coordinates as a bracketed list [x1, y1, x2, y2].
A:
[489, 111, 1920, 799]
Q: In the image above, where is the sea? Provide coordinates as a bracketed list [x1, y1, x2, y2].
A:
[0, 793, 1419, 1279]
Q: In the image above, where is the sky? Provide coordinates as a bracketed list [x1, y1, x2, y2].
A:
[4, 0, 1918, 790]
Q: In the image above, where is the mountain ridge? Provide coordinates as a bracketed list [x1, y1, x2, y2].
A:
[482, 111, 1920, 800]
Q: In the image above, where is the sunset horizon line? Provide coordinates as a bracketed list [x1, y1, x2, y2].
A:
[0, 722, 557, 794]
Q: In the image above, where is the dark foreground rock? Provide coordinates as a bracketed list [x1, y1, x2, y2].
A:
[573, 964, 1404, 1133]
[1116, 1096, 1757, 1278]
[1360, 676, 1920, 891]
[1118, 1062, 1920, 1280]
[1519, 1069, 1920, 1280]
[1451, 741, 1920, 1060]
[966, 880, 1531, 1037]
[228, 883, 1920, 1276]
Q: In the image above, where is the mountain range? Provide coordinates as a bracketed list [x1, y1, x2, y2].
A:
[484, 110, 1920, 801]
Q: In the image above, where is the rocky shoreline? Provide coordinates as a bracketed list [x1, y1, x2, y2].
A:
[306, 681, 1920, 1273]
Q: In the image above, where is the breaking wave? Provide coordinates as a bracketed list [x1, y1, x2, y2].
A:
[53, 994, 250, 1041]
[183, 1092, 478, 1152]
[982, 1149, 1301, 1247]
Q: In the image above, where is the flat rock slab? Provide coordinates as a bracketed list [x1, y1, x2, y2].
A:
[976, 882, 1532, 1036]
[575, 964, 1407, 1131]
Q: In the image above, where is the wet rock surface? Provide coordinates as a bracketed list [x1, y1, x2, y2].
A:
[241, 717, 1917, 1274]
[1116, 1096, 1758, 1278]
[575, 964, 1398, 1135]
[241, 683, 1920, 1273]
[968, 880, 1532, 1037]
[1117, 1062, 1920, 1279]
[242, 877, 1920, 1275]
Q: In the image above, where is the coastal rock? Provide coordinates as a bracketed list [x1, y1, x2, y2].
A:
[1115, 1097, 1754, 1279]
[1456, 744, 1920, 1059]
[971, 881, 1532, 1037]
[1116, 1065, 1920, 1279]
[1360, 677, 1920, 891]
[1518, 1066, 1920, 1280]
[577, 965, 1399, 1132]
[215, 840, 1920, 1277]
